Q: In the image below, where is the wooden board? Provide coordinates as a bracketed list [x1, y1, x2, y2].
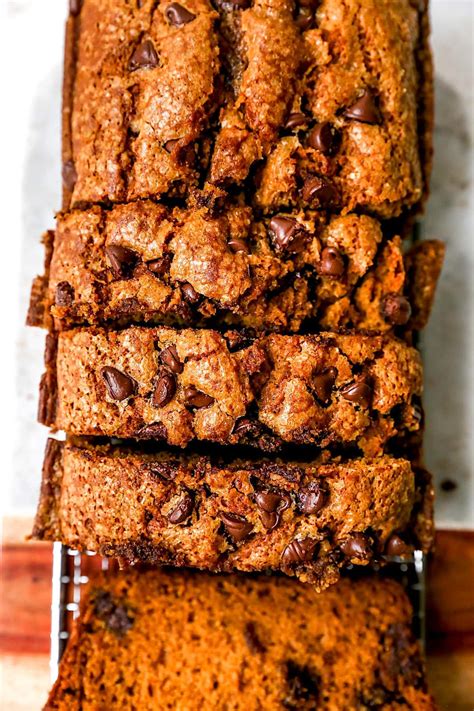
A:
[1, 520, 473, 710]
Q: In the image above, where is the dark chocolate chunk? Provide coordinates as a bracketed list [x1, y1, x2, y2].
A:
[385, 533, 412, 558]
[147, 255, 172, 276]
[69, 0, 82, 16]
[128, 39, 159, 71]
[101, 367, 136, 401]
[285, 112, 308, 130]
[105, 245, 138, 279]
[183, 385, 214, 408]
[168, 492, 194, 524]
[301, 176, 339, 208]
[166, 3, 196, 25]
[94, 591, 133, 636]
[307, 122, 341, 156]
[313, 366, 337, 403]
[153, 372, 177, 408]
[340, 379, 373, 408]
[181, 282, 201, 304]
[62, 160, 77, 192]
[317, 246, 345, 277]
[143, 461, 177, 481]
[55, 281, 75, 307]
[220, 512, 253, 542]
[281, 538, 318, 565]
[381, 293, 412, 326]
[340, 532, 373, 560]
[344, 89, 381, 124]
[160, 345, 184, 374]
[244, 621, 266, 654]
[268, 216, 310, 253]
[136, 422, 168, 439]
[228, 238, 250, 254]
[255, 491, 290, 531]
[297, 481, 328, 515]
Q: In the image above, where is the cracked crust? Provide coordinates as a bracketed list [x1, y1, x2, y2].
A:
[62, 0, 432, 219]
[43, 569, 437, 710]
[39, 327, 423, 455]
[32, 439, 433, 591]
[28, 195, 444, 334]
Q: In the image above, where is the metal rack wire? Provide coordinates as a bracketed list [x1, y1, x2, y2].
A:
[49, 543, 427, 683]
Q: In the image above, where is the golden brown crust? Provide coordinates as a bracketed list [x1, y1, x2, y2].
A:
[43, 569, 438, 710]
[62, 0, 432, 219]
[39, 327, 423, 455]
[405, 240, 445, 331]
[32, 439, 430, 589]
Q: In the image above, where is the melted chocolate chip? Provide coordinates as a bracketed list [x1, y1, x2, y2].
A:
[381, 293, 412, 326]
[136, 422, 168, 439]
[147, 255, 172, 276]
[285, 112, 308, 130]
[268, 216, 310, 253]
[181, 282, 201, 304]
[297, 481, 328, 515]
[105, 245, 138, 279]
[344, 89, 381, 124]
[69, 0, 82, 15]
[153, 372, 177, 408]
[55, 281, 75, 307]
[220, 512, 253, 542]
[166, 2, 196, 25]
[385, 533, 412, 558]
[281, 538, 318, 565]
[313, 366, 337, 403]
[340, 532, 373, 561]
[317, 246, 345, 277]
[62, 160, 77, 192]
[168, 491, 194, 524]
[183, 385, 214, 408]
[160, 345, 184, 374]
[94, 591, 133, 636]
[255, 491, 290, 531]
[228, 238, 250, 254]
[128, 39, 159, 71]
[143, 461, 177, 481]
[301, 176, 339, 208]
[102, 367, 136, 401]
[307, 122, 341, 156]
[340, 379, 373, 408]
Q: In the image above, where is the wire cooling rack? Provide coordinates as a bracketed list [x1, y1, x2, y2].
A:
[49, 543, 426, 683]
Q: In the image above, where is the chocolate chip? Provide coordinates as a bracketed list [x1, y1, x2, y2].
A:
[317, 246, 345, 277]
[147, 255, 172, 276]
[166, 2, 196, 25]
[220, 512, 253, 542]
[294, 6, 314, 30]
[102, 367, 136, 401]
[181, 282, 201, 304]
[385, 534, 412, 558]
[183, 385, 214, 408]
[340, 532, 373, 561]
[297, 481, 328, 515]
[281, 538, 318, 565]
[228, 238, 250, 254]
[232, 417, 256, 436]
[341, 380, 372, 408]
[229, 0, 251, 6]
[69, 0, 82, 15]
[143, 461, 177, 481]
[62, 160, 77, 192]
[153, 372, 177, 408]
[255, 491, 290, 531]
[268, 216, 310, 253]
[285, 112, 308, 130]
[160, 345, 184, 374]
[94, 591, 133, 636]
[105, 245, 138, 279]
[313, 366, 337, 403]
[381, 293, 412, 326]
[128, 39, 159, 71]
[136, 422, 168, 439]
[440, 479, 457, 492]
[307, 122, 341, 156]
[55, 281, 75, 307]
[168, 492, 194, 524]
[301, 176, 339, 208]
[344, 89, 381, 124]
[244, 622, 266, 654]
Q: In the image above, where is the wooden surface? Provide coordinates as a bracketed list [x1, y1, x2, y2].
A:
[1, 521, 473, 710]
